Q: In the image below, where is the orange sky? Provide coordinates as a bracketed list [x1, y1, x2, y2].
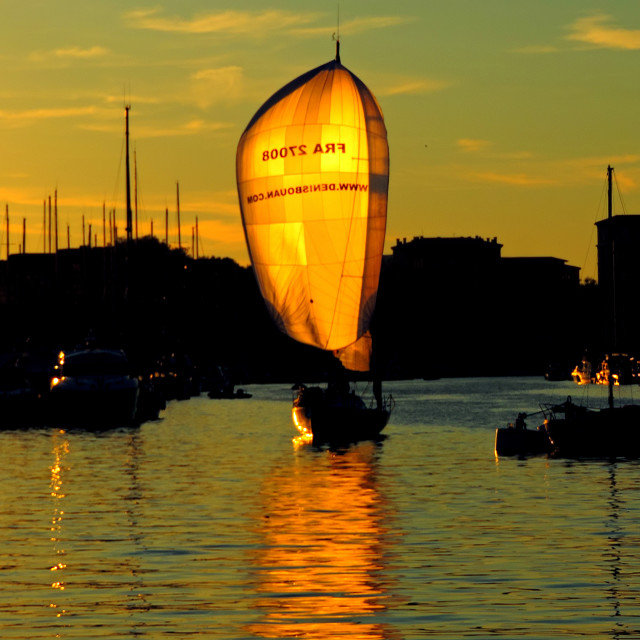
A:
[1, 2, 640, 281]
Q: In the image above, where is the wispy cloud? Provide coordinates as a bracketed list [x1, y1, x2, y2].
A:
[179, 196, 240, 218]
[567, 14, 640, 50]
[80, 119, 232, 138]
[124, 8, 320, 35]
[457, 139, 492, 152]
[380, 77, 451, 97]
[55, 46, 109, 59]
[180, 119, 232, 133]
[104, 94, 161, 106]
[293, 15, 411, 37]
[513, 14, 640, 54]
[190, 66, 245, 107]
[342, 15, 411, 34]
[465, 155, 640, 190]
[470, 171, 555, 186]
[561, 155, 640, 189]
[0, 106, 98, 127]
[124, 9, 409, 39]
[30, 46, 110, 63]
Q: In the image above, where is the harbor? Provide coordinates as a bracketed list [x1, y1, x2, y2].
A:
[2, 377, 639, 639]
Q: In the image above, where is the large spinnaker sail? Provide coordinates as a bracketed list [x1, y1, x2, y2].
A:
[236, 55, 388, 356]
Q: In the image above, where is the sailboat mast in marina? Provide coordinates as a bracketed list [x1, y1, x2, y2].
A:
[236, 41, 392, 442]
[607, 164, 615, 410]
[125, 105, 133, 243]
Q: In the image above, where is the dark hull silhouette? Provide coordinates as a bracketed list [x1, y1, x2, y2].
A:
[496, 398, 640, 459]
[543, 401, 640, 458]
[292, 384, 390, 444]
[494, 424, 552, 457]
[48, 348, 140, 429]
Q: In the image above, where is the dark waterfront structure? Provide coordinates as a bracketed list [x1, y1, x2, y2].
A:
[390, 235, 503, 274]
[499, 257, 580, 291]
[0, 238, 327, 387]
[596, 214, 640, 355]
[0, 233, 598, 382]
[374, 236, 589, 378]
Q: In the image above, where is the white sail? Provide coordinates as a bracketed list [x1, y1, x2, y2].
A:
[236, 54, 389, 356]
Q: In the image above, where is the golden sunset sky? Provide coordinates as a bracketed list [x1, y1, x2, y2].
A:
[1, 1, 639, 280]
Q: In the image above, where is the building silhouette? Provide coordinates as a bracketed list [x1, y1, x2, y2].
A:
[0, 232, 600, 381]
[375, 236, 585, 378]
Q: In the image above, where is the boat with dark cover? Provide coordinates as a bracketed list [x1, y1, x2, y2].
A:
[48, 348, 139, 428]
[292, 382, 391, 444]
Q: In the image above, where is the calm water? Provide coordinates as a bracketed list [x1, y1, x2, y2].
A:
[2, 377, 640, 639]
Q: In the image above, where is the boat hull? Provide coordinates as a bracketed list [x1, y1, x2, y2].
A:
[543, 405, 640, 458]
[48, 376, 139, 429]
[494, 426, 552, 457]
[292, 404, 389, 444]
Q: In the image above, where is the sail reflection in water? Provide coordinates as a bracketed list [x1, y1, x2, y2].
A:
[248, 442, 400, 639]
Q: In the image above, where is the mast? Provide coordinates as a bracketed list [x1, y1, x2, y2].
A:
[125, 105, 133, 243]
[176, 181, 182, 249]
[335, 5, 341, 64]
[134, 146, 138, 240]
[607, 165, 613, 221]
[607, 165, 615, 410]
[54, 189, 58, 253]
[48, 196, 52, 254]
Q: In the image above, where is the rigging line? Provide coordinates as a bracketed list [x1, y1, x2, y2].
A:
[613, 170, 627, 215]
[581, 176, 608, 278]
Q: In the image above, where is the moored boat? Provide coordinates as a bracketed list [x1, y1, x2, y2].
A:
[292, 382, 392, 444]
[48, 347, 139, 428]
[594, 353, 638, 386]
[236, 40, 392, 443]
[540, 397, 640, 458]
[571, 357, 593, 384]
[494, 411, 553, 457]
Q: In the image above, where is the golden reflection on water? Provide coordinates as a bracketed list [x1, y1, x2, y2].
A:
[248, 441, 400, 640]
[49, 430, 69, 617]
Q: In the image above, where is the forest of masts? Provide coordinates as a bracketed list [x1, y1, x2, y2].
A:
[2, 181, 203, 261]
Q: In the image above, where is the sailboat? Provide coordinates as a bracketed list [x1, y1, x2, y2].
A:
[496, 166, 640, 458]
[236, 42, 392, 443]
[48, 340, 140, 428]
[47, 107, 143, 429]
